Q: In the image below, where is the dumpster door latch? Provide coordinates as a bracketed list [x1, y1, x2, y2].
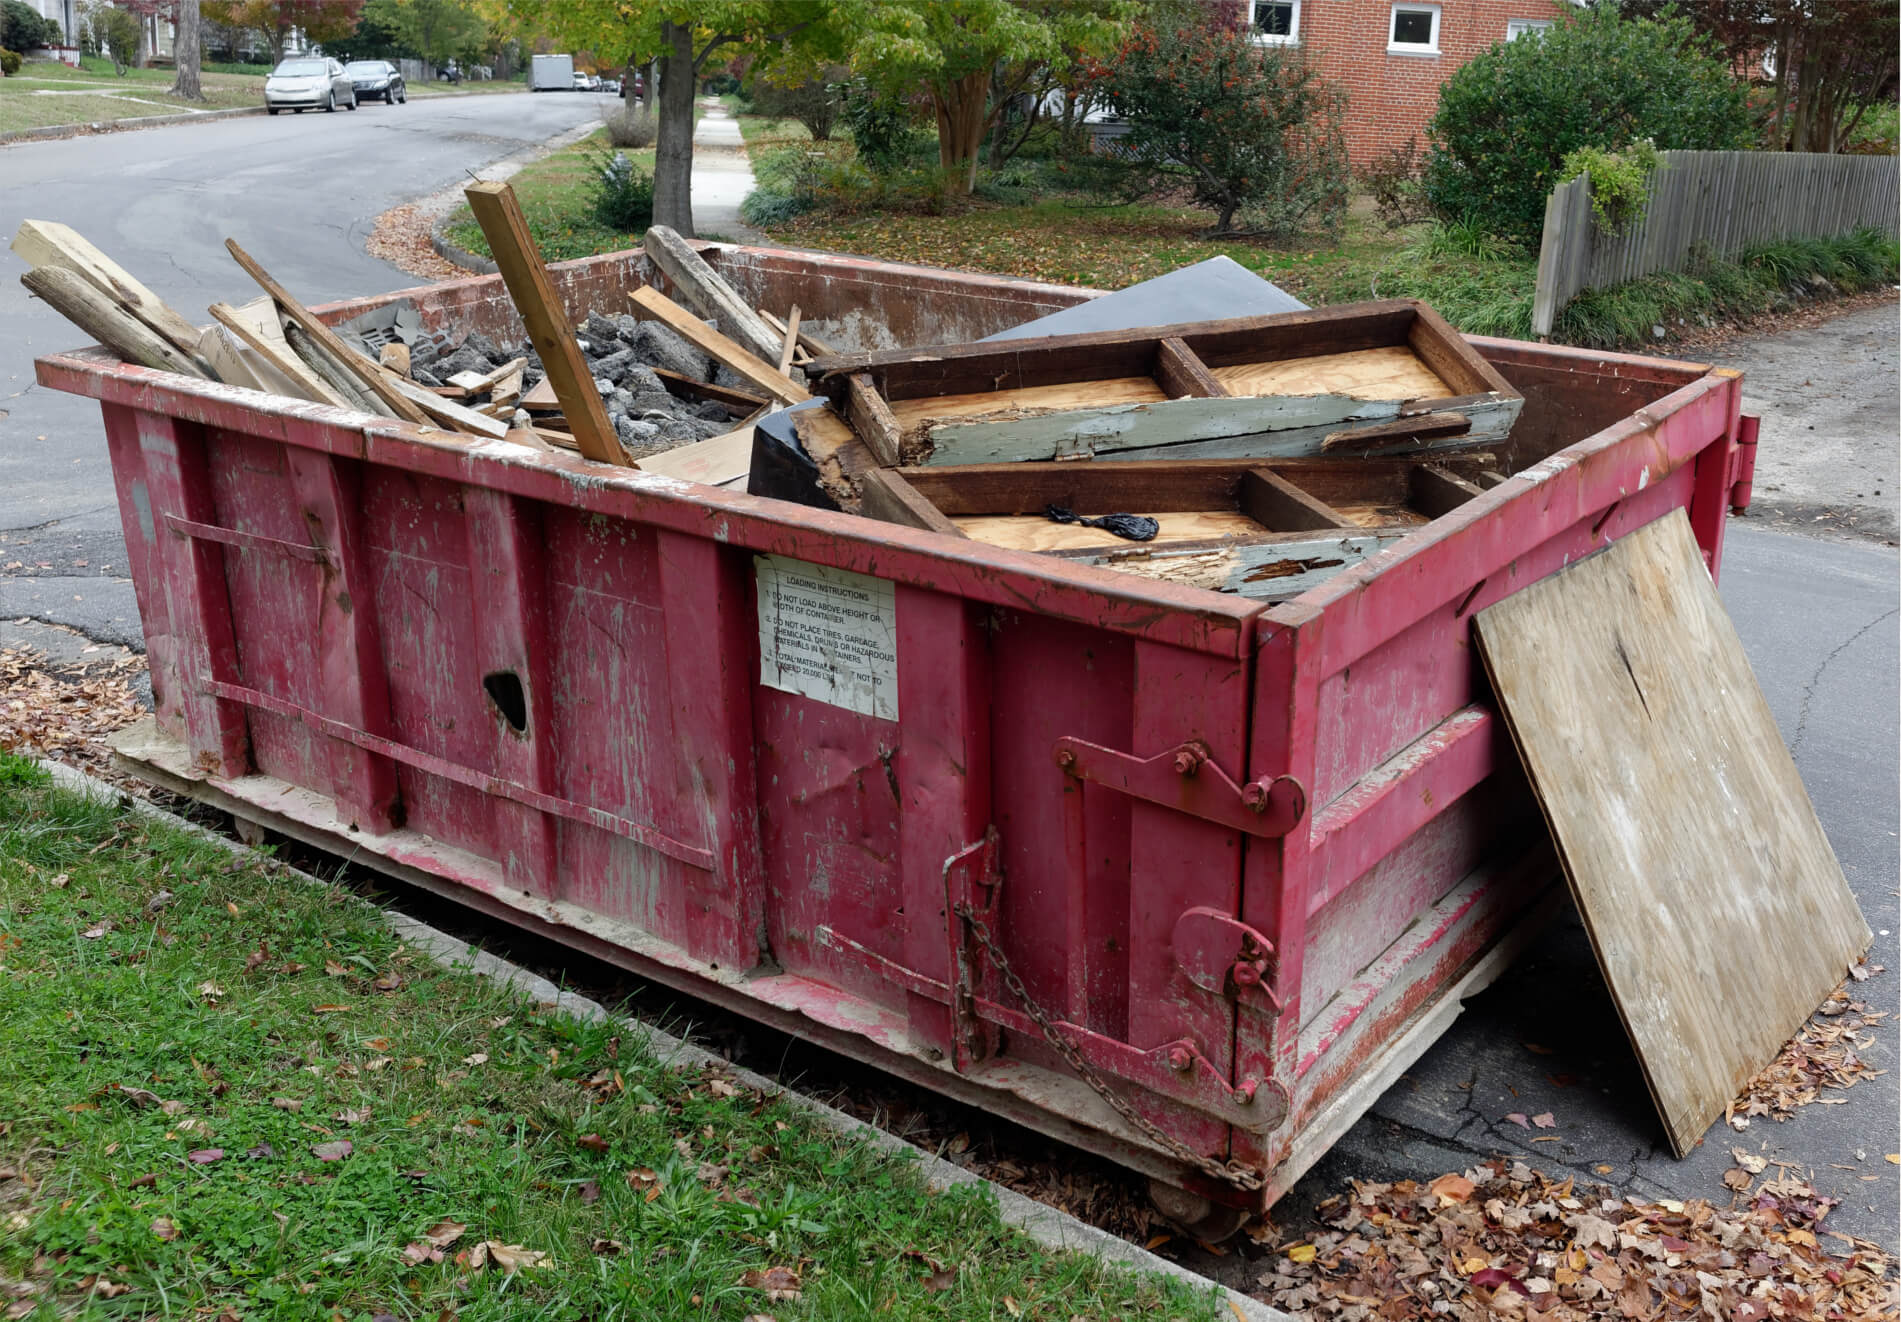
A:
[945, 827, 1003, 1071]
[1172, 907, 1283, 1013]
[1052, 737, 1306, 837]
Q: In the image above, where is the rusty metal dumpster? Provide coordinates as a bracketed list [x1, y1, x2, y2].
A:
[34, 244, 1753, 1231]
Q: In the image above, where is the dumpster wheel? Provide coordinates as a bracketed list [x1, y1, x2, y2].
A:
[1148, 1178, 1250, 1242]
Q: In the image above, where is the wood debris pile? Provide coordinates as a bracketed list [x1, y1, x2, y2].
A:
[0, 649, 145, 779]
[14, 190, 814, 485]
[1728, 964, 1888, 1129]
[1254, 1159, 1897, 1320]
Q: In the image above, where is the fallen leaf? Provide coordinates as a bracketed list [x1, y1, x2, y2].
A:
[1723, 1168, 1754, 1190]
[1428, 1173, 1475, 1204]
[118, 1085, 165, 1109]
[151, 1216, 178, 1241]
[311, 1004, 351, 1014]
[1732, 1148, 1767, 1174]
[197, 981, 224, 999]
[89, 1278, 131, 1298]
[740, 1266, 802, 1302]
[578, 1179, 600, 1204]
[401, 1243, 443, 1265]
[1505, 1112, 1530, 1128]
[80, 920, 112, 940]
[1286, 1243, 1317, 1263]
[245, 1142, 275, 1159]
[923, 1265, 957, 1292]
[270, 1097, 303, 1112]
[1887, 1154, 1900, 1165]
[187, 1148, 224, 1164]
[576, 1133, 610, 1154]
[310, 1141, 352, 1162]
[462, 1052, 489, 1067]
[1001, 1297, 1021, 1318]
[334, 1107, 371, 1125]
[1530, 1112, 1556, 1129]
[423, 1219, 465, 1248]
[129, 1172, 158, 1189]
[590, 1238, 623, 1255]
[483, 1242, 547, 1274]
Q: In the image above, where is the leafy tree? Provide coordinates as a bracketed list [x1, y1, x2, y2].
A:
[1424, 5, 1752, 244]
[203, 0, 363, 64]
[846, 0, 1134, 196]
[362, 0, 482, 69]
[749, 64, 845, 141]
[1086, 18, 1348, 237]
[83, 1, 146, 72]
[510, 1, 847, 236]
[1618, 0, 1898, 154]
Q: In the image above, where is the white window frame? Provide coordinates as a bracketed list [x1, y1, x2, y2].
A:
[1388, 3, 1442, 54]
[1506, 18, 1553, 41]
[1248, 0, 1300, 45]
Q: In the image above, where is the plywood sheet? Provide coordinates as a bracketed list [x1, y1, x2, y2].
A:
[954, 510, 1264, 552]
[1474, 512, 1870, 1157]
[1213, 346, 1448, 402]
[889, 376, 1168, 430]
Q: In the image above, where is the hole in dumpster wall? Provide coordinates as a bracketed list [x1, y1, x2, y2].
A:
[483, 671, 528, 734]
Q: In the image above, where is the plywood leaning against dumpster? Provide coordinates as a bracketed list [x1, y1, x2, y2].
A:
[1474, 511, 1871, 1158]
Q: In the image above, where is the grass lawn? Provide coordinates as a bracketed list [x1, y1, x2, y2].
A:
[0, 58, 524, 134]
[0, 752, 1218, 1319]
[441, 128, 656, 263]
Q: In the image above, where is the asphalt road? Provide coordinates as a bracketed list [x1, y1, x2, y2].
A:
[0, 89, 602, 643]
[2, 97, 1896, 1274]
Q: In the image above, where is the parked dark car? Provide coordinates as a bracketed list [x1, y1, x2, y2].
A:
[264, 57, 356, 114]
[345, 60, 406, 104]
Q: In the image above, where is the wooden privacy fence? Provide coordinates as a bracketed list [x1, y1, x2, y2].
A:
[1532, 150, 1900, 335]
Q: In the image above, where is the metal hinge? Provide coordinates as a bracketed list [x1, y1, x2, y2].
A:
[1173, 907, 1283, 1014]
[1052, 736, 1306, 838]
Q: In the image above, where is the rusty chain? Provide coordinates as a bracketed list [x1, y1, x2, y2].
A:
[954, 901, 1267, 1192]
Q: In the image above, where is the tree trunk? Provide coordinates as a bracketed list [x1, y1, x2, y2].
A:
[643, 57, 658, 112]
[170, 0, 202, 100]
[653, 20, 697, 235]
[931, 67, 992, 196]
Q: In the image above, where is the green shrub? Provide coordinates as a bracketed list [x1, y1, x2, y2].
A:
[588, 150, 654, 232]
[1558, 140, 1663, 236]
[702, 69, 739, 96]
[0, 47, 20, 76]
[748, 66, 845, 142]
[0, 0, 56, 51]
[1424, 5, 1750, 244]
[836, 78, 921, 176]
[1085, 21, 1349, 238]
[1363, 136, 1433, 230]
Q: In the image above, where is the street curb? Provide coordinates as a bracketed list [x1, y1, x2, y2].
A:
[31, 756, 1292, 1322]
[0, 102, 265, 147]
[423, 118, 601, 277]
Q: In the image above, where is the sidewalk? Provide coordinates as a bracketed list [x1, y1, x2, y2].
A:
[690, 96, 763, 242]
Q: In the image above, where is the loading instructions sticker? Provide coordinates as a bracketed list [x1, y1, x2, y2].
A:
[755, 555, 899, 721]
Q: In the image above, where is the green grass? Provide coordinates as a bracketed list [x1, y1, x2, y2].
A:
[441, 128, 657, 262]
[0, 751, 1218, 1320]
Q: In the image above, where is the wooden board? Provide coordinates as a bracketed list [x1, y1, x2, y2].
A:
[1211, 346, 1448, 402]
[888, 376, 1169, 431]
[463, 181, 625, 466]
[1474, 511, 1870, 1157]
[628, 285, 810, 407]
[635, 423, 758, 485]
[1078, 531, 1404, 600]
[954, 510, 1265, 552]
[207, 301, 348, 407]
[12, 218, 204, 360]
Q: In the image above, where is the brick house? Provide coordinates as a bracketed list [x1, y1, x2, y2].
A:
[1240, 0, 1575, 163]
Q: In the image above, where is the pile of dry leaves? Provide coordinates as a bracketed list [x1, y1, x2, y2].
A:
[0, 648, 146, 779]
[1729, 964, 1887, 1130]
[1254, 1160, 1896, 1320]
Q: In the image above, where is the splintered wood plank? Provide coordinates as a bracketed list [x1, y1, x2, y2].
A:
[635, 419, 761, 485]
[1474, 511, 1870, 1158]
[22, 266, 210, 378]
[13, 218, 205, 359]
[856, 468, 965, 537]
[1210, 346, 1449, 401]
[846, 372, 902, 467]
[464, 181, 625, 465]
[1077, 530, 1402, 599]
[629, 284, 809, 406]
[207, 301, 348, 407]
[642, 224, 783, 366]
[224, 239, 433, 426]
[887, 377, 1167, 430]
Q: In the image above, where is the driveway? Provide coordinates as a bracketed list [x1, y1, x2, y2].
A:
[0, 89, 605, 645]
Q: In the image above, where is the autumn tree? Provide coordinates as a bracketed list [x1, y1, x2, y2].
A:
[1619, 0, 1897, 153]
[203, 0, 362, 64]
[847, 0, 1135, 196]
[363, 0, 483, 70]
[511, 1, 846, 236]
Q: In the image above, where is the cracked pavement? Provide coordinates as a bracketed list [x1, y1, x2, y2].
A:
[2, 91, 1896, 1286]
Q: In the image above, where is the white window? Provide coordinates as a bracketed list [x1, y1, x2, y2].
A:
[1389, 3, 1441, 54]
[1249, 0, 1300, 44]
[1506, 18, 1553, 41]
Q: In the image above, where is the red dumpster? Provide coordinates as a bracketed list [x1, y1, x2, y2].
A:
[36, 244, 1750, 1233]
